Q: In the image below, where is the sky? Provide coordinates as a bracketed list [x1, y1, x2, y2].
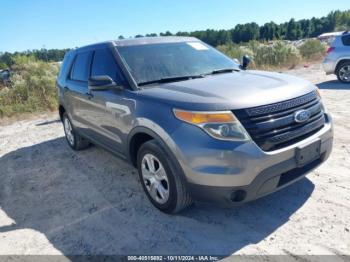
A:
[1, 0, 349, 52]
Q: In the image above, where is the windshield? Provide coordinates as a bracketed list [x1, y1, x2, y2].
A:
[117, 41, 239, 85]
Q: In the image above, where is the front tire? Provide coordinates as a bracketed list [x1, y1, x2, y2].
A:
[137, 140, 192, 214]
[336, 61, 350, 83]
[62, 113, 90, 150]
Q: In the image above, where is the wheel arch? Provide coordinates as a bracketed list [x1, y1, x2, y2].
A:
[128, 128, 155, 167]
[335, 58, 350, 72]
[58, 104, 66, 121]
[127, 126, 189, 184]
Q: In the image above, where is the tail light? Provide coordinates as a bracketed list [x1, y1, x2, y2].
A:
[327, 47, 335, 54]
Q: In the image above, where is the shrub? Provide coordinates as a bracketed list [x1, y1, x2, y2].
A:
[0, 61, 8, 69]
[219, 41, 301, 70]
[0, 56, 59, 117]
[217, 43, 253, 63]
[298, 39, 327, 60]
[251, 41, 301, 69]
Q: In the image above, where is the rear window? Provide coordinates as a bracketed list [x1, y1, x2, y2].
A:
[342, 35, 350, 46]
[70, 51, 92, 82]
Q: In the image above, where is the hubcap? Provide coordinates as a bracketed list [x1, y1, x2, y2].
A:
[339, 65, 350, 82]
[64, 117, 74, 145]
[141, 154, 169, 204]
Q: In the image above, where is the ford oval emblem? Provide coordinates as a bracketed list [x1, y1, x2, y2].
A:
[294, 109, 311, 123]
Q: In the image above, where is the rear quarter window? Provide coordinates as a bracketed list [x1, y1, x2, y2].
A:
[342, 35, 350, 46]
[57, 52, 74, 81]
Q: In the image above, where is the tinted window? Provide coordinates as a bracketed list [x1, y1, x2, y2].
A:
[342, 35, 350, 46]
[91, 48, 124, 84]
[70, 51, 92, 81]
[58, 52, 74, 81]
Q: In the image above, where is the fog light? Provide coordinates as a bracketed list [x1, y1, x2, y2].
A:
[230, 190, 247, 202]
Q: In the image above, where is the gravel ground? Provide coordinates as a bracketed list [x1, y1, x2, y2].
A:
[0, 64, 349, 257]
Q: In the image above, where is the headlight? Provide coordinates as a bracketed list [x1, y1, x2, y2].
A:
[316, 88, 322, 99]
[173, 109, 250, 141]
[316, 88, 327, 113]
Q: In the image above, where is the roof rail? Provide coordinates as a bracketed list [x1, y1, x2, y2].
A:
[342, 31, 349, 35]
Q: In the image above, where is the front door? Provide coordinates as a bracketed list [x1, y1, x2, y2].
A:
[84, 47, 130, 154]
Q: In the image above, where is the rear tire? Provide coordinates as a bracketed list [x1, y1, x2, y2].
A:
[336, 61, 350, 83]
[137, 140, 192, 213]
[62, 113, 90, 150]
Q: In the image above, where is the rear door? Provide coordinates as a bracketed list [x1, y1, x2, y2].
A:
[65, 50, 93, 133]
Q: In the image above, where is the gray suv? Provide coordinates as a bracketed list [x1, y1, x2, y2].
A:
[323, 31, 350, 83]
[57, 37, 333, 213]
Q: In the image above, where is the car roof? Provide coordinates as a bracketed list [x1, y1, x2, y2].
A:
[74, 36, 200, 52]
[332, 32, 350, 46]
[113, 36, 200, 46]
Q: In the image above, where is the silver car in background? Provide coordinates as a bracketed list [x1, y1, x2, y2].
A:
[323, 31, 350, 83]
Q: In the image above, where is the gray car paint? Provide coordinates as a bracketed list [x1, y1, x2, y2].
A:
[136, 70, 315, 111]
[57, 37, 333, 202]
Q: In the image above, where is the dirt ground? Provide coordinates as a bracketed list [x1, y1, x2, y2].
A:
[0, 64, 349, 257]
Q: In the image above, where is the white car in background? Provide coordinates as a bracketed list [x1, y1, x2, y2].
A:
[323, 31, 350, 83]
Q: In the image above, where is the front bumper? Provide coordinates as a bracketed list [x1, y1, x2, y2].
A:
[171, 113, 333, 205]
[188, 148, 330, 205]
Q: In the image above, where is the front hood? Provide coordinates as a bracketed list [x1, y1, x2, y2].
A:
[136, 70, 316, 111]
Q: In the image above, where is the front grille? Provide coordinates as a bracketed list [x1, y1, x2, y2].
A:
[233, 91, 325, 151]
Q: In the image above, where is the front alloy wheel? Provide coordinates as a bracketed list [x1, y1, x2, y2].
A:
[137, 140, 192, 213]
[141, 153, 170, 204]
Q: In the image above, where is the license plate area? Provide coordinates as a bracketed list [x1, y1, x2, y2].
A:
[295, 139, 321, 166]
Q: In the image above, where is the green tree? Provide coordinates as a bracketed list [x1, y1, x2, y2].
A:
[286, 19, 303, 40]
[160, 31, 173, 36]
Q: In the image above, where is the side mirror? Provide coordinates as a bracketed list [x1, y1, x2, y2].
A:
[88, 75, 123, 91]
[241, 55, 251, 70]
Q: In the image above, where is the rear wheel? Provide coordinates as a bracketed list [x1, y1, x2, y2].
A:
[336, 61, 350, 83]
[62, 113, 90, 150]
[137, 140, 192, 213]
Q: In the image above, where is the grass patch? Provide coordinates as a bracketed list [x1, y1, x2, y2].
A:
[0, 56, 59, 118]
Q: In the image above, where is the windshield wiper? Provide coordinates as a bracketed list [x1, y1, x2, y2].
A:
[138, 75, 204, 86]
[204, 68, 240, 76]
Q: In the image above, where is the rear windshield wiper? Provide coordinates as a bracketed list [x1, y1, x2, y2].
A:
[138, 75, 204, 86]
[204, 68, 240, 76]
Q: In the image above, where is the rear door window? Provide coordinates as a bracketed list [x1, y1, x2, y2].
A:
[342, 35, 350, 46]
[91, 48, 125, 84]
[70, 51, 92, 82]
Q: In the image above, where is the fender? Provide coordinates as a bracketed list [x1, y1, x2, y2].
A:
[127, 121, 189, 184]
[335, 57, 350, 70]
